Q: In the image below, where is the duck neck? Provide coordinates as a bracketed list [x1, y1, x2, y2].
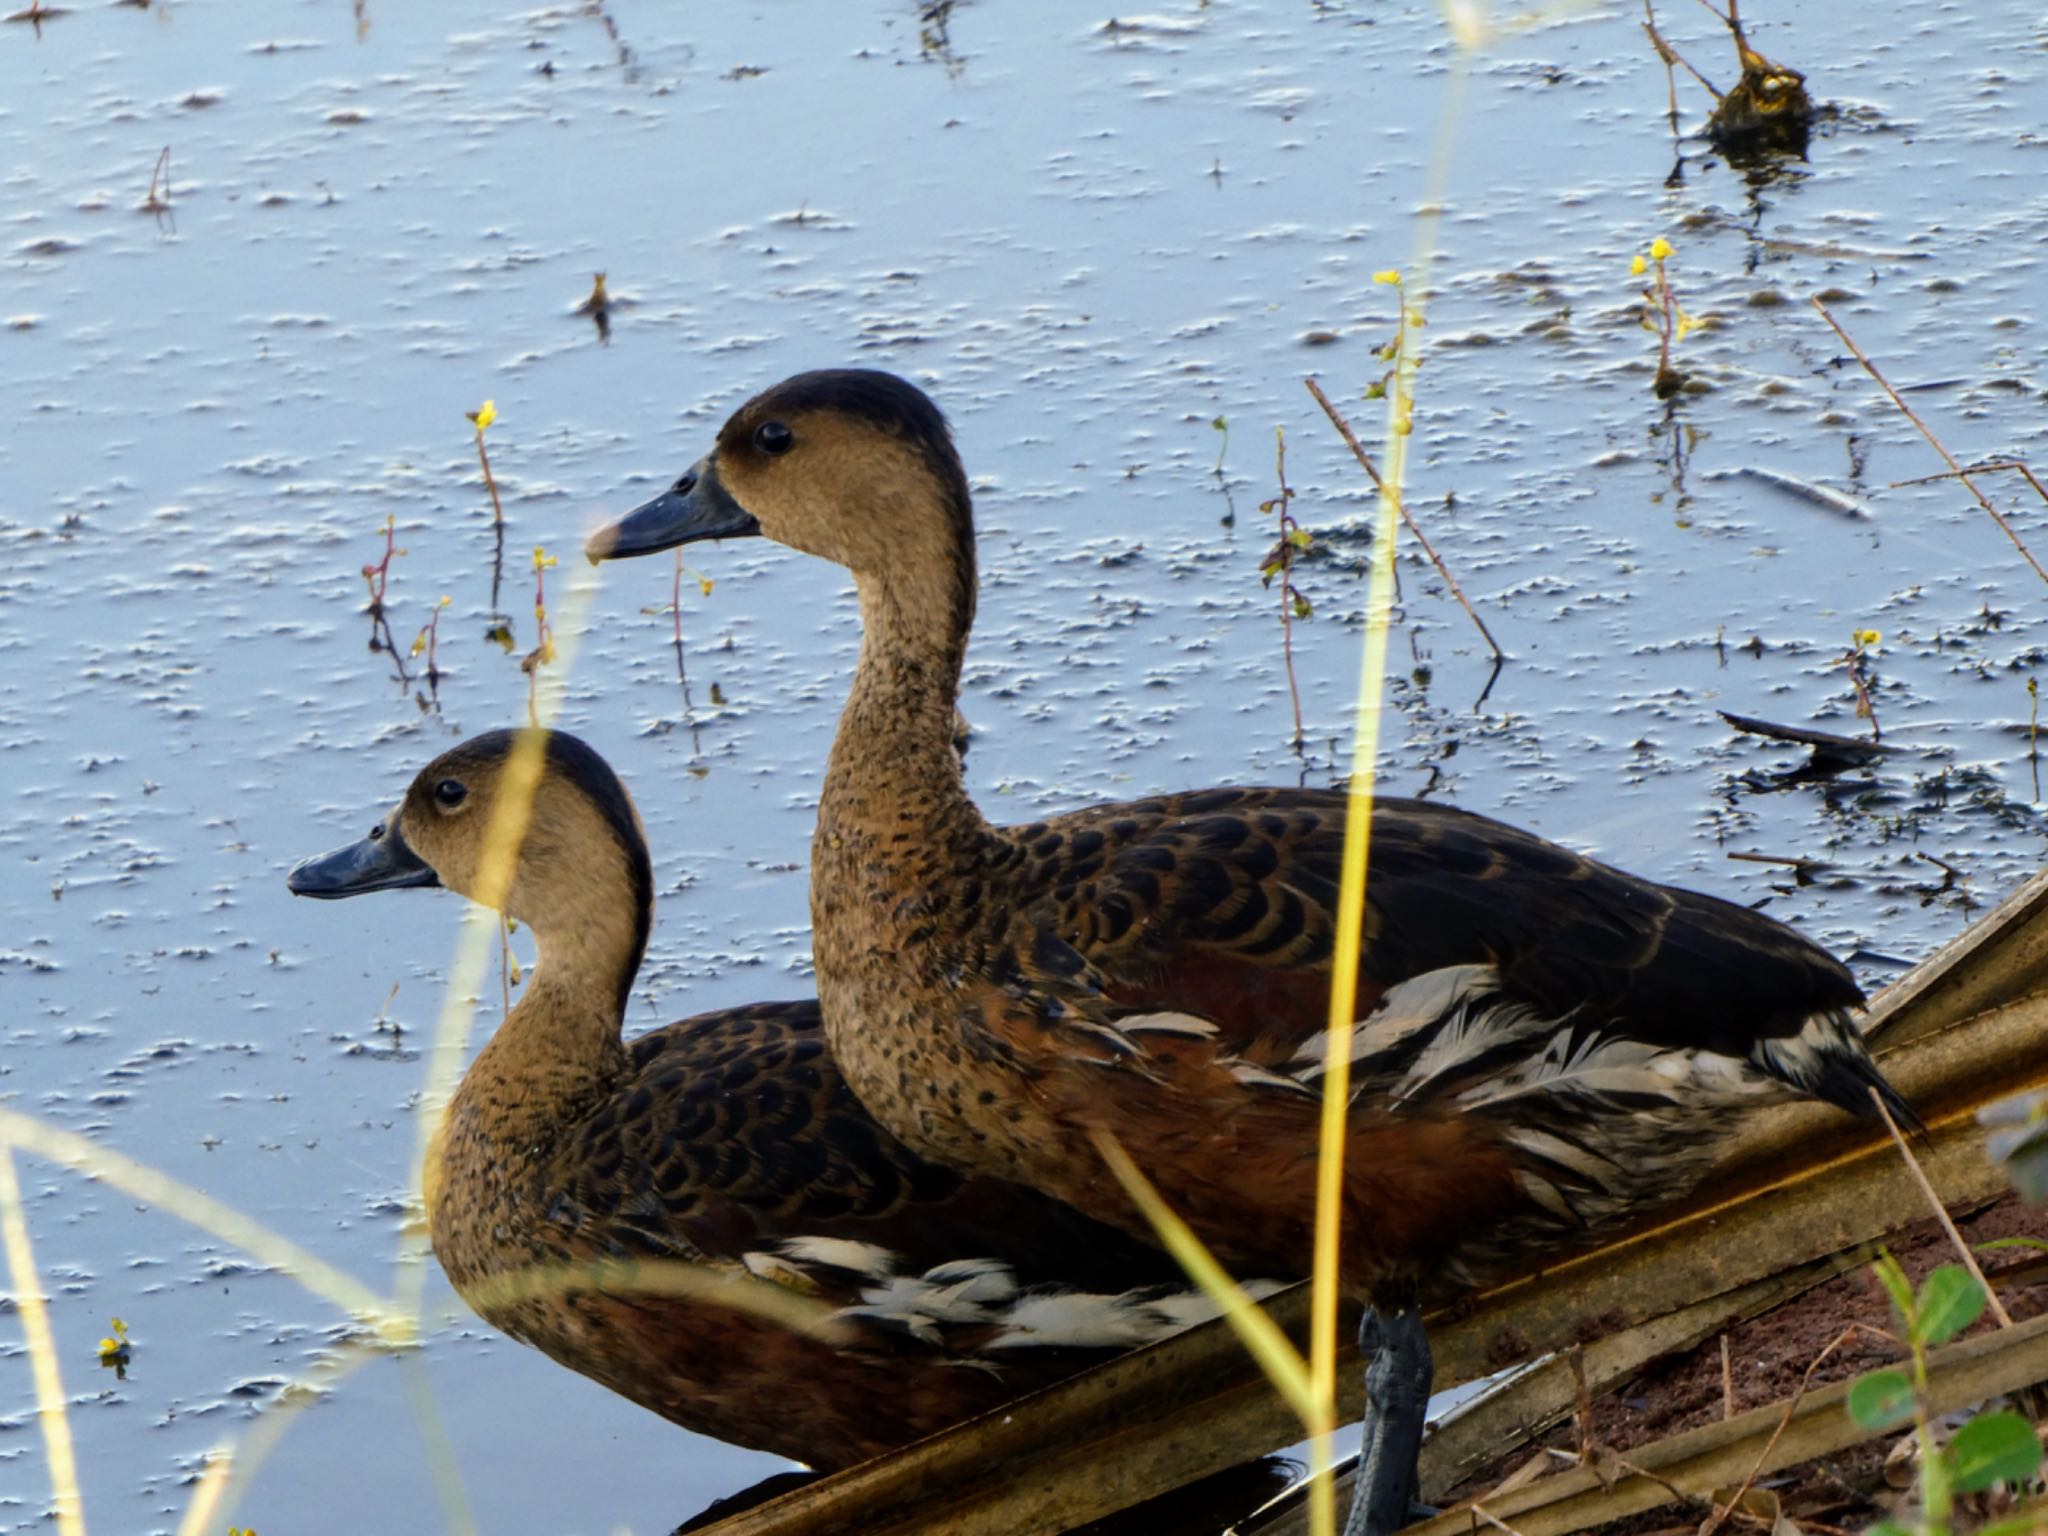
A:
[447, 907, 641, 1157]
[821, 538, 987, 839]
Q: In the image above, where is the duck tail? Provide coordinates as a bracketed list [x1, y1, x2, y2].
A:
[1748, 1007, 1923, 1133]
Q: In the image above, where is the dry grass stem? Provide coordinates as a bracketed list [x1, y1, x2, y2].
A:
[1697, 1322, 1882, 1536]
[0, 1147, 85, 1536]
[1088, 1130, 1317, 1426]
[1641, 1, 1718, 94]
[1890, 459, 2048, 509]
[1812, 298, 2048, 588]
[1872, 1090, 2014, 1328]
[0, 1107, 397, 1332]
[1304, 377, 1506, 662]
[400, 1351, 480, 1536]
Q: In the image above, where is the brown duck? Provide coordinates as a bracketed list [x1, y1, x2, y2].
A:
[284, 727, 1278, 1475]
[588, 369, 1915, 1535]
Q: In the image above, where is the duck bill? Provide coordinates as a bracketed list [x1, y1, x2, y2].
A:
[585, 456, 760, 563]
[286, 820, 439, 899]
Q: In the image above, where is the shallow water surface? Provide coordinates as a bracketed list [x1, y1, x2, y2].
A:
[2, 0, 2045, 1531]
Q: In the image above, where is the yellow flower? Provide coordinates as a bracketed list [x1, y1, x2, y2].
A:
[1854, 628, 1881, 648]
[1373, 268, 1402, 286]
[437, 594, 453, 609]
[97, 1317, 129, 1362]
[532, 547, 558, 571]
[1649, 236, 1674, 261]
[1674, 311, 1701, 340]
[1630, 254, 1647, 276]
[697, 577, 715, 597]
[467, 399, 497, 432]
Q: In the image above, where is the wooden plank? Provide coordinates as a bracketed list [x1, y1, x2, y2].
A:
[698, 989, 2048, 1536]
[1864, 866, 2048, 1046]
[1242, 1249, 1883, 1536]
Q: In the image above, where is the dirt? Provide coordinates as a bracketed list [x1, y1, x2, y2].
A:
[1444, 1193, 2048, 1533]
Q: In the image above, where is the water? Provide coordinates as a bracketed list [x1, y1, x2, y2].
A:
[2, 0, 2044, 1531]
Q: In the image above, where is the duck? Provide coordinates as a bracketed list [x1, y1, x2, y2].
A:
[284, 726, 1286, 1477]
[586, 367, 1915, 1536]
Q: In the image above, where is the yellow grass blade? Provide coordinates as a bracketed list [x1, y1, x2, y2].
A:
[456, 1255, 846, 1343]
[400, 1350, 479, 1536]
[0, 1108, 399, 1336]
[0, 1146, 86, 1536]
[1308, 27, 1481, 1533]
[1091, 1130, 1317, 1426]
[396, 565, 602, 1323]
[203, 1338, 384, 1534]
[172, 1450, 234, 1536]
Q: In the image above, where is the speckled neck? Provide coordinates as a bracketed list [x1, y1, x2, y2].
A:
[819, 511, 988, 839]
[434, 897, 638, 1212]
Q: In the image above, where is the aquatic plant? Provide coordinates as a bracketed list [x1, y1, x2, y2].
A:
[359, 513, 416, 686]
[360, 512, 405, 613]
[1631, 237, 1697, 398]
[1257, 425, 1312, 752]
[521, 545, 559, 728]
[95, 1315, 130, 1378]
[140, 146, 170, 216]
[1641, 0, 1814, 159]
[575, 272, 612, 343]
[1844, 627, 1883, 740]
[411, 594, 452, 700]
[466, 399, 510, 621]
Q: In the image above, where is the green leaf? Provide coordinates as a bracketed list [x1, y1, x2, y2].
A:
[1915, 1264, 1986, 1346]
[1978, 1237, 2048, 1255]
[1950, 1410, 2043, 1493]
[1864, 1522, 1915, 1536]
[1871, 1251, 1914, 1325]
[1846, 1368, 1915, 1431]
[1975, 1513, 2048, 1536]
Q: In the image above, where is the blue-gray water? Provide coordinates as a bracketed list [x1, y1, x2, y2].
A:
[2, 1, 2044, 1531]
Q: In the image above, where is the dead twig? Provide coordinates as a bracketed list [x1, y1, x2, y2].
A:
[1812, 299, 2048, 589]
[1719, 1334, 1734, 1422]
[1890, 459, 2048, 509]
[1305, 378, 1506, 663]
[1697, 1323, 1895, 1536]
[1871, 1090, 2014, 1328]
[141, 146, 171, 213]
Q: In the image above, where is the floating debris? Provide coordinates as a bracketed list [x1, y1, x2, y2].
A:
[1711, 464, 1873, 520]
[1720, 709, 1895, 779]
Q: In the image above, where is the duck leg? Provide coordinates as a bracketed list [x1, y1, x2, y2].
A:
[1343, 1305, 1434, 1536]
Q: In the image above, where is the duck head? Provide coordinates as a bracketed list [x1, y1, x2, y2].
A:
[587, 370, 977, 613]
[287, 729, 652, 1010]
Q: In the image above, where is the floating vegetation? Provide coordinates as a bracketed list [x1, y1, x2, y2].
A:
[1641, 0, 1815, 161]
[1631, 236, 1698, 399]
[1256, 425, 1312, 752]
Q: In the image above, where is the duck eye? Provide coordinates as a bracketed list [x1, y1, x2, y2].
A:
[368, 822, 386, 842]
[753, 420, 794, 456]
[433, 778, 468, 809]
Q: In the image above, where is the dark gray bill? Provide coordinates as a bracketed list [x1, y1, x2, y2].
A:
[585, 456, 760, 563]
[286, 819, 439, 898]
